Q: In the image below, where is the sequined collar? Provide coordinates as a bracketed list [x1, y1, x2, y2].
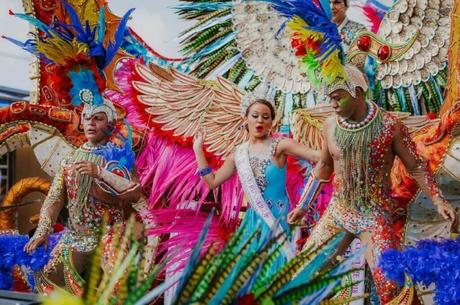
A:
[81, 141, 112, 152]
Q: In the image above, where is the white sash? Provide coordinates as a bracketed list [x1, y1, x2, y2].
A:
[234, 142, 294, 259]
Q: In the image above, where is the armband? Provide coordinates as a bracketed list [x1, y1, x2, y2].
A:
[296, 172, 330, 211]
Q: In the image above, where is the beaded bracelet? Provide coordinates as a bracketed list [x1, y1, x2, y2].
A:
[197, 166, 212, 177]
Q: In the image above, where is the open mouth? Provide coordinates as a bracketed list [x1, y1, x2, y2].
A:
[256, 126, 263, 132]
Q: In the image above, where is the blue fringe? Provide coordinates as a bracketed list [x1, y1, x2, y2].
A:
[9, 0, 133, 70]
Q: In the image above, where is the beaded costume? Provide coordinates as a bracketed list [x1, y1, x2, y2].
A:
[297, 65, 449, 304]
[32, 140, 142, 295]
[2, 2, 145, 294]
[338, 18, 366, 52]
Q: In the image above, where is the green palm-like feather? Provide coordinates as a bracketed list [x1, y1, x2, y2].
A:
[83, 227, 104, 304]
[176, 244, 219, 304]
[253, 243, 284, 291]
[272, 271, 360, 305]
[185, 226, 247, 302]
[181, 9, 231, 37]
[125, 264, 162, 305]
[220, 240, 286, 305]
[127, 258, 139, 295]
[198, 225, 246, 280]
[200, 230, 260, 303]
[256, 236, 339, 300]
[183, 20, 233, 54]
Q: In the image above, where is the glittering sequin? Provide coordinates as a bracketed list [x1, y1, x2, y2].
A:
[33, 142, 128, 292]
[249, 138, 280, 192]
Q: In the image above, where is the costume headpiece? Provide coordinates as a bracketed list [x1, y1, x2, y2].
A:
[5, 1, 134, 109]
[266, 0, 371, 99]
[82, 97, 118, 123]
[265, 0, 344, 85]
[240, 82, 276, 117]
[324, 64, 368, 98]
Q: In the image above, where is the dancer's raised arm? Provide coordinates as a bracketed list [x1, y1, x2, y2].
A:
[193, 131, 236, 189]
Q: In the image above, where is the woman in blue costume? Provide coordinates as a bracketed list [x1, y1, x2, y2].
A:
[193, 97, 320, 275]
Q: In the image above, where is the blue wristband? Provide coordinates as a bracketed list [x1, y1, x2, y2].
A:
[198, 166, 212, 177]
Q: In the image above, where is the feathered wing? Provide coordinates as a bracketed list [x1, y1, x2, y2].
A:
[107, 59, 246, 221]
[132, 61, 249, 158]
[176, 0, 320, 129]
[291, 105, 335, 151]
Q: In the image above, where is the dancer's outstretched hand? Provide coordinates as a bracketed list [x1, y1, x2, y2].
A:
[24, 234, 48, 254]
[287, 207, 306, 225]
[434, 198, 458, 232]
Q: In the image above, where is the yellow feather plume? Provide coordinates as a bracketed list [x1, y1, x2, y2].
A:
[37, 37, 88, 66]
[319, 49, 346, 82]
[287, 17, 323, 41]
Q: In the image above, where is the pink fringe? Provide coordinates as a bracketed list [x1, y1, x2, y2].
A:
[363, 4, 383, 33]
[136, 132, 244, 221]
[147, 207, 236, 271]
[136, 132, 207, 207]
[286, 156, 307, 209]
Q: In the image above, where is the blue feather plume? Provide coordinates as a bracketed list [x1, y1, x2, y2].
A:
[92, 139, 135, 172]
[0, 233, 61, 290]
[68, 69, 104, 106]
[380, 238, 460, 305]
[104, 8, 135, 68]
[8, 1, 134, 70]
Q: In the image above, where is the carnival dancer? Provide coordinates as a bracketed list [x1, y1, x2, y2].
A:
[23, 97, 144, 295]
[287, 64, 457, 304]
[193, 97, 320, 274]
[330, 0, 366, 51]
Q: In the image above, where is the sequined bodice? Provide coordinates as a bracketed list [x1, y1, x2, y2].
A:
[61, 148, 123, 251]
[242, 137, 290, 233]
[248, 139, 281, 193]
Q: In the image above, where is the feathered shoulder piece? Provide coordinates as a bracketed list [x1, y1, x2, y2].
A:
[263, 0, 346, 86]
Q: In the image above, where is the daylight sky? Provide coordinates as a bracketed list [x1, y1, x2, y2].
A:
[0, 1, 189, 91]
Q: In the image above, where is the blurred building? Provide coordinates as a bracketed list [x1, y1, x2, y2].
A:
[0, 85, 29, 107]
[0, 85, 27, 201]
[0, 86, 47, 234]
